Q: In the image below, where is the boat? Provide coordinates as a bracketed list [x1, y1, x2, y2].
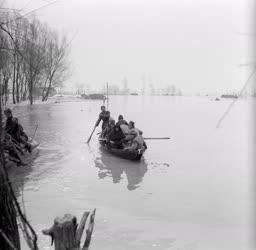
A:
[80, 94, 107, 100]
[99, 137, 145, 161]
[221, 94, 238, 99]
[5, 138, 39, 167]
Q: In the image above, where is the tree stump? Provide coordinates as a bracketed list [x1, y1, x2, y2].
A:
[43, 210, 96, 250]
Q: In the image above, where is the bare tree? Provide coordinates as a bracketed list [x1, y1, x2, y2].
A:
[0, 10, 70, 105]
[42, 31, 70, 101]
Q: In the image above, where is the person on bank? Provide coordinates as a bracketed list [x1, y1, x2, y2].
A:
[95, 105, 110, 131]
[4, 108, 32, 152]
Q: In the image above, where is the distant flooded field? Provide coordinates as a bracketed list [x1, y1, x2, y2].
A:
[10, 96, 254, 250]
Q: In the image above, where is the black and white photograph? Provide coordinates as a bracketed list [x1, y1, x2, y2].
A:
[0, 0, 255, 249]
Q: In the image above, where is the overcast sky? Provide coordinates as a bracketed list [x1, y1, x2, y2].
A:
[8, 0, 255, 94]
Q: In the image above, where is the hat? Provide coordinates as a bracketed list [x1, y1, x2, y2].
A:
[129, 121, 135, 127]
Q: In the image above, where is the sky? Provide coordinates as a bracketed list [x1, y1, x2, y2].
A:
[7, 0, 255, 94]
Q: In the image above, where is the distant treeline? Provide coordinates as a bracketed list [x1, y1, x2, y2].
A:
[105, 84, 182, 96]
[0, 5, 70, 105]
[75, 83, 183, 96]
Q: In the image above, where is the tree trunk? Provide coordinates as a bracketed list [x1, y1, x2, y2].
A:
[16, 62, 20, 103]
[43, 210, 96, 250]
[29, 80, 33, 105]
[43, 82, 51, 102]
[4, 76, 9, 105]
[42, 74, 53, 102]
[22, 81, 27, 101]
[12, 55, 16, 104]
[41, 78, 49, 102]
[0, 169, 21, 250]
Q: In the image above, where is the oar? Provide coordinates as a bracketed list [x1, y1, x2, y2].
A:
[87, 126, 96, 144]
[144, 137, 170, 140]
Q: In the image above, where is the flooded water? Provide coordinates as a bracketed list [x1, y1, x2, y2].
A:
[9, 96, 254, 250]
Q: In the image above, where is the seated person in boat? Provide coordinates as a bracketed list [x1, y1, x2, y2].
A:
[3, 134, 25, 165]
[95, 105, 110, 131]
[123, 121, 141, 142]
[123, 121, 147, 151]
[116, 115, 128, 126]
[107, 124, 126, 148]
[116, 115, 129, 135]
[4, 108, 32, 152]
[139, 130, 147, 150]
[102, 118, 115, 139]
[124, 130, 145, 151]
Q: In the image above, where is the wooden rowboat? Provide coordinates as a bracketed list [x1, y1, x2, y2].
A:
[5, 138, 39, 167]
[99, 138, 145, 161]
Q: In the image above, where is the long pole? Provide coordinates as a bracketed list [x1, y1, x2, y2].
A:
[86, 126, 96, 144]
[106, 82, 109, 110]
[103, 84, 106, 106]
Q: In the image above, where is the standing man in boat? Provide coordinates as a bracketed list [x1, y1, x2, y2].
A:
[95, 105, 110, 132]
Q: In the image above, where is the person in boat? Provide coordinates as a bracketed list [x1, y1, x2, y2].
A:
[116, 115, 128, 126]
[139, 130, 148, 150]
[124, 130, 146, 152]
[123, 121, 147, 150]
[129, 121, 142, 134]
[116, 115, 129, 135]
[4, 108, 32, 152]
[95, 105, 110, 131]
[102, 118, 115, 139]
[108, 124, 126, 148]
[123, 121, 141, 142]
[3, 134, 26, 165]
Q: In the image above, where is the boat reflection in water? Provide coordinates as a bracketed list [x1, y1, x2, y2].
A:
[94, 150, 147, 191]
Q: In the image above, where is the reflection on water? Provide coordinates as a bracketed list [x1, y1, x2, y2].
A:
[94, 151, 147, 190]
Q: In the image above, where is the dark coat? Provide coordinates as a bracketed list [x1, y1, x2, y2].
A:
[95, 111, 110, 130]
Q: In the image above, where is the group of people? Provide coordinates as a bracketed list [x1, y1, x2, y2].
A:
[3, 105, 147, 165]
[95, 105, 147, 151]
[3, 108, 32, 165]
